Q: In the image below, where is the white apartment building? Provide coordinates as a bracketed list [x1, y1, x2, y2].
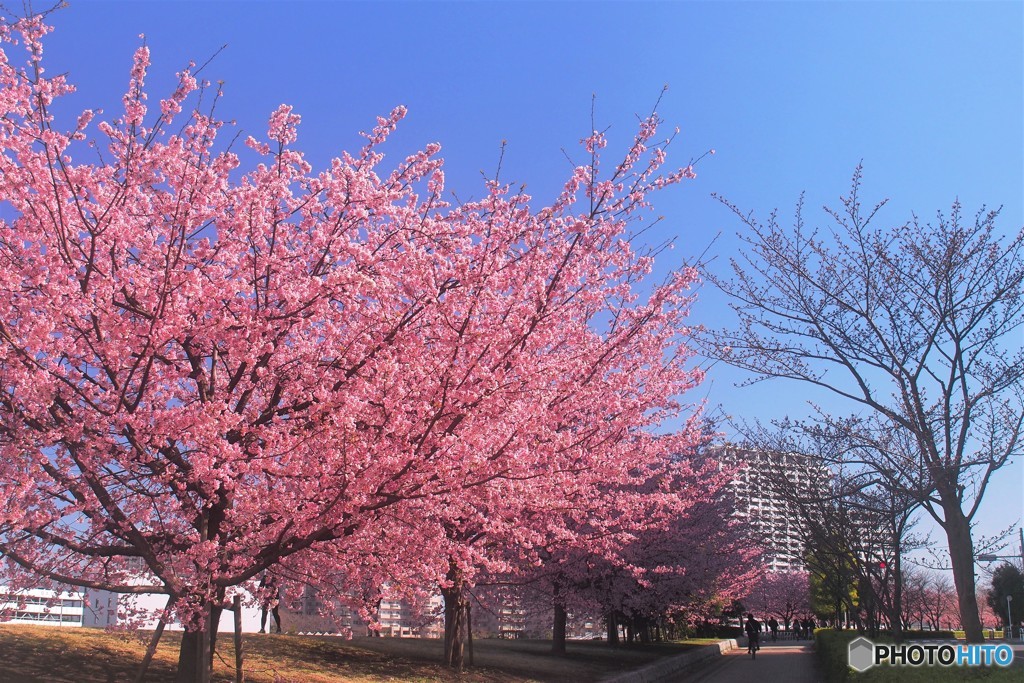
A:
[0, 586, 118, 628]
[1, 582, 266, 633]
[374, 595, 444, 638]
[714, 445, 831, 573]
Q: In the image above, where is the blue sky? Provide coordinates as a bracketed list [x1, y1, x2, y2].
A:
[37, 1, 1024, 556]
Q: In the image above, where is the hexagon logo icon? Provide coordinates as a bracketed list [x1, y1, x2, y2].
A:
[848, 637, 875, 672]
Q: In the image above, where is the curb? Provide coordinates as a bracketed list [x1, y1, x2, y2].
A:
[598, 639, 739, 683]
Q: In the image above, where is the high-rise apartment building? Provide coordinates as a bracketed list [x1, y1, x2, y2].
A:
[713, 445, 831, 573]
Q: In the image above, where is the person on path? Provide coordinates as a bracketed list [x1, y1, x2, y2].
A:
[259, 572, 282, 634]
[745, 613, 761, 652]
[768, 616, 779, 641]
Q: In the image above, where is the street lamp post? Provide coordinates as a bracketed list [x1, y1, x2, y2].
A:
[1007, 595, 1013, 639]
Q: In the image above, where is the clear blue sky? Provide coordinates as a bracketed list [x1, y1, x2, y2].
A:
[38, 1, 1024, 552]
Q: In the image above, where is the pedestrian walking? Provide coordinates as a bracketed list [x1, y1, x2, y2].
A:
[259, 572, 282, 634]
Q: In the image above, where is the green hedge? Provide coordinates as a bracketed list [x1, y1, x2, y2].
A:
[814, 630, 1020, 682]
[892, 630, 957, 640]
[815, 629, 857, 682]
[712, 625, 744, 640]
[690, 623, 743, 640]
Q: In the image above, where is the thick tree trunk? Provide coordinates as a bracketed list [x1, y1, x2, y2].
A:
[943, 505, 984, 643]
[442, 566, 469, 671]
[176, 630, 209, 683]
[552, 601, 567, 655]
[175, 601, 216, 683]
[177, 508, 225, 682]
[638, 617, 651, 644]
[606, 611, 619, 645]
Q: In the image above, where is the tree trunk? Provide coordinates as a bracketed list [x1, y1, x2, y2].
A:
[442, 566, 468, 671]
[552, 601, 567, 655]
[208, 596, 224, 667]
[176, 630, 209, 683]
[175, 600, 216, 683]
[943, 505, 984, 642]
[890, 549, 904, 643]
[467, 602, 474, 668]
[606, 611, 619, 645]
[639, 617, 651, 644]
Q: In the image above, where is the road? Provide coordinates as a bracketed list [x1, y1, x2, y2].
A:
[674, 640, 821, 683]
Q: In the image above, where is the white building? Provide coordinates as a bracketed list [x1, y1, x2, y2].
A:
[715, 445, 831, 572]
[0, 587, 118, 628]
[1, 583, 269, 633]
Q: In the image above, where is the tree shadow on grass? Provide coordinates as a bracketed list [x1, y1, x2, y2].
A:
[0, 626, 702, 683]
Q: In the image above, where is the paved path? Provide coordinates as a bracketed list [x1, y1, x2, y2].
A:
[672, 640, 821, 683]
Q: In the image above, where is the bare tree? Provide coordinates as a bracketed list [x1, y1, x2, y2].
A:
[701, 168, 1024, 642]
[901, 566, 929, 629]
[731, 424, 924, 639]
[839, 479, 927, 638]
[922, 573, 958, 631]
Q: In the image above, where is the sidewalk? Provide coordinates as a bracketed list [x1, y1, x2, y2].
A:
[673, 640, 821, 683]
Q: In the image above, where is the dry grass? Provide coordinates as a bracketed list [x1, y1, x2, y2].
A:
[0, 625, 702, 682]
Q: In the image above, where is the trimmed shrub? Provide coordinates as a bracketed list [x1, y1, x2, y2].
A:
[692, 622, 743, 639]
[815, 629, 855, 682]
[898, 630, 957, 640]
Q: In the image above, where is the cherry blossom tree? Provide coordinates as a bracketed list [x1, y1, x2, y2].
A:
[744, 570, 810, 631]
[901, 566, 932, 630]
[0, 14, 711, 680]
[922, 574, 958, 630]
[487, 462, 758, 653]
[449, 446, 734, 659]
[282, 98, 711, 669]
[589, 489, 758, 645]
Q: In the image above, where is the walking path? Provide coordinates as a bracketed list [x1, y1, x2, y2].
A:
[673, 640, 821, 683]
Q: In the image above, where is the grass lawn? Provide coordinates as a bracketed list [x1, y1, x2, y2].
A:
[0, 625, 705, 682]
